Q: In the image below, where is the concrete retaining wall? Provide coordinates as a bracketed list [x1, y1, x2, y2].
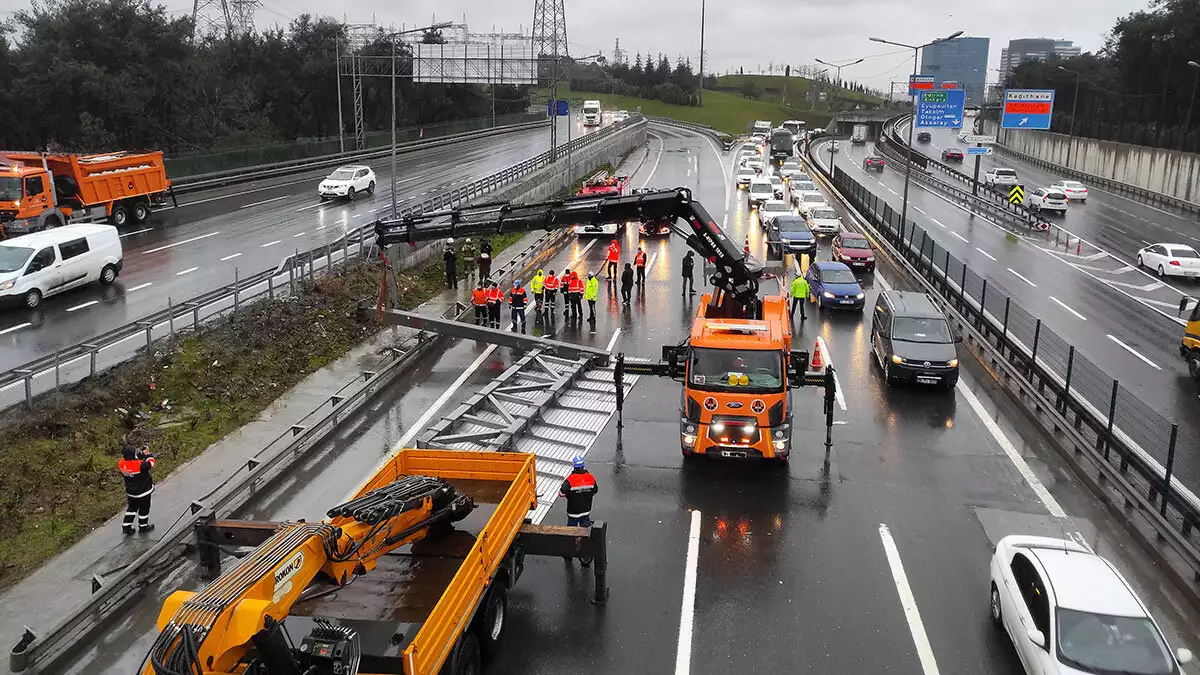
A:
[999, 128, 1200, 205]
[489, 121, 648, 204]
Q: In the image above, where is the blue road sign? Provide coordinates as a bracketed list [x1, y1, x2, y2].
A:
[1001, 89, 1054, 130]
[915, 89, 965, 129]
[546, 99, 569, 117]
[966, 146, 992, 155]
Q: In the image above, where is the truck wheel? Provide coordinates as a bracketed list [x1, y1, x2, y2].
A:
[131, 200, 150, 224]
[451, 634, 481, 675]
[474, 583, 508, 662]
[100, 264, 118, 285]
[42, 214, 63, 230]
[1189, 352, 1200, 380]
[23, 289, 41, 309]
[109, 203, 129, 227]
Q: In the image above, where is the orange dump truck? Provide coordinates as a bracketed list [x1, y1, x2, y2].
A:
[0, 151, 172, 236]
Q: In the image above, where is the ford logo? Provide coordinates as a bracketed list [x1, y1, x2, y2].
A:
[727, 401, 744, 409]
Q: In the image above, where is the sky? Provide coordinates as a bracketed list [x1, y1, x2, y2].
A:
[2, 0, 1148, 92]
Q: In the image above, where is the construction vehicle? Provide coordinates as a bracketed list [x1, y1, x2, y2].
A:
[0, 151, 172, 236]
[851, 124, 868, 145]
[1181, 305, 1200, 379]
[373, 188, 836, 462]
[143, 449, 604, 675]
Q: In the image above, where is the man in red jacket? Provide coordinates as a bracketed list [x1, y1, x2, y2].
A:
[606, 239, 620, 280]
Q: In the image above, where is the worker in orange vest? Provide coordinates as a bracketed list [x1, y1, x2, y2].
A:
[508, 279, 529, 333]
[486, 281, 504, 329]
[471, 282, 489, 325]
[634, 247, 647, 285]
[543, 269, 560, 313]
[605, 239, 620, 280]
[560, 268, 572, 319]
[118, 442, 156, 534]
[567, 270, 585, 322]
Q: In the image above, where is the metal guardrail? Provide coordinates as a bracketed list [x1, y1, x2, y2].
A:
[171, 118, 549, 196]
[808, 145, 1200, 593]
[991, 141, 1200, 215]
[0, 119, 638, 414]
[643, 116, 731, 144]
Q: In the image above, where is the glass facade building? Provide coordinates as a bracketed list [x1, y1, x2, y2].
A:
[920, 37, 990, 106]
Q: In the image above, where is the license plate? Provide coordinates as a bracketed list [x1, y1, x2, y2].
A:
[840, 299, 854, 304]
[720, 450, 747, 458]
[916, 376, 940, 384]
[851, 262, 865, 266]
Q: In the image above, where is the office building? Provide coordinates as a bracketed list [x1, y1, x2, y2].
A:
[1000, 38, 1079, 82]
[919, 36, 990, 106]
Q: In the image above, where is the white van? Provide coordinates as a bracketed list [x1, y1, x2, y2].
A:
[0, 224, 123, 308]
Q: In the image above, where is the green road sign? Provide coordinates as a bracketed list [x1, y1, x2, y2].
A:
[1009, 185, 1024, 204]
[922, 91, 948, 103]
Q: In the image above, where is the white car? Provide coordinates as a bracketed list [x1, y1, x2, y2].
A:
[984, 167, 1020, 187]
[1027, 187, 1068, 214]
[789, 179, 816, 200]
[1051, 180, 1089, 202]
[318, 164, 376, 200]
[1136, 243, 1200, 279]
[780, 161, 804, 180]
[736, 168, 756, 188]
[613, 110, 630, 122]
[806, 207, 841, 235]
[795, 191, 827, 214]
[0, 224, 123, 309]
[758, 199, 793, 229]
[768, 175, 785, 199]
[746, 159, 765, 174]
[748, 178, 774, 208]
[573, 221, 621, 236]
[830, 141, 841, 152]
[989, 535, 1192, 675]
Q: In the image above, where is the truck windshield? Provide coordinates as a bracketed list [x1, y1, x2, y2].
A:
[0, 246, 34, 273]
[583, 105, 599, 114]
[0, 177, 21, 200]
[689, 347, 783, 392]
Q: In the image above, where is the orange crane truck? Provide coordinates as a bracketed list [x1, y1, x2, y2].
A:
[373, 188, 836, 463]
[143, 449, 605, 675]
[0, 151, 172, 236]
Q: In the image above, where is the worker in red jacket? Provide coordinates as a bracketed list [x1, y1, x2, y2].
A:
[634, 247, 647, 285]
[486, 281, 504, 329]
[567, 271, 585, 322]
[118, 442, 156, 534]
[606, 239, 621, 280]
[471, 282, 488, 325]
[543, 269, 560, 313]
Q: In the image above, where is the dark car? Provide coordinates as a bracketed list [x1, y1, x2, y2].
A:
[870, 290, 961, 388]
[942, 149, 964, 162]
[832, 233, 875, 272]
[863, 156, 885, 172]
[805, 261, 865, 310]
[769, 214, 817, 259]
[916, 132, 932, 143]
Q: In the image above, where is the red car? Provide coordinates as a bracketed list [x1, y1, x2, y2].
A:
[831, 232, 876, 272]
[863, 156, 885, 172]
[942, 149, 964, 162]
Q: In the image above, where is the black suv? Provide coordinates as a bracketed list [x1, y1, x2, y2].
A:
[871, 291, 961, 388]
[916, 132, 932, 143]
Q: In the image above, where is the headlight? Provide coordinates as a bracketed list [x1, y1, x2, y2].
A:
[855, 293, 865, 299]
[711, 422, 725, 433]
[742, 423, 755, 434]
[822, 291, 834, 299]
[682, 435, 696, 445]
[0, 280, 13, 291]
[948, 358, 959, 368]
[865, 254, 874, 260]
[891, 354, 904, 365]
[773, 440, 788, 450]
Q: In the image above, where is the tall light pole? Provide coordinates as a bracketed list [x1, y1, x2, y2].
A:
[869, 31, 963, 246]
[815, 57, 864, 90]
[1058, 65, 1081, 167]
[1184, 61, 1200, 152]
[698, 0, 706, 106]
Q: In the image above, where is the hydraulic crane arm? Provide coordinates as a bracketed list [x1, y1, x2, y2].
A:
[374, 188, 764, 313]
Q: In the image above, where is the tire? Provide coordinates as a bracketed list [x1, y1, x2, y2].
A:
[131, 200, 150, 224]
[1159, 265, 1166, 278]
[990, 582, 1003, 627]
[452, 633, 481, 675]
[100, 264, 118, 285]
[109, 203, 129, 227]
[1137, 255, 1143, 267]
[883, 360, 895, 386]
[346, 187, 356, 201]
[24, 289, 41, 309]
[474, 584, 508, 662]
[1188, 352, 1200, 380]
[367, 180, 376, 195]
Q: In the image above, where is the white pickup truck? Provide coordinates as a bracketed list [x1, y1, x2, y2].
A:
[983, 167, 1020, 187]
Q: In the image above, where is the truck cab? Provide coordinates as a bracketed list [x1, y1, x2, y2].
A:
[0, 162, 57, 233]
[1181, 304, 1200, 379]
[582, 100, 603, 126]
[674, 296, 805, 460]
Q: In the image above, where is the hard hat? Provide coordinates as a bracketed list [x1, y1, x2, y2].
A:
[513, 279, 520, 288]
[465, 238, 472, 243]
[588, 271, 595, 278]
[446, 237, 455, 244]
[572, 456, 586, 469]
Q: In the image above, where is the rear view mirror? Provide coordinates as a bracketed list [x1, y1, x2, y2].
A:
[954, 335, 964, 344]
[1026, 629, 1046, 650]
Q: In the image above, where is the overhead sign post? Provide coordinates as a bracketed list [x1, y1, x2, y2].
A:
[915, 89, 966, 129]
[1001, 89, 1055, 130]
[908, 75, 935, 97]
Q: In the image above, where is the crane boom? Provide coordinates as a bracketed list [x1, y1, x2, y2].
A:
[374, 188, 764, 314]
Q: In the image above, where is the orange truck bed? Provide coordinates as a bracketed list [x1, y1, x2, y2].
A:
[3, 151, 170, 207]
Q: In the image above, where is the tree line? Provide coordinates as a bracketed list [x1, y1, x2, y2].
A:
[570, 53, 716, 107]
[0, 0, 532, 155]
[1009, 0, 1200, 152]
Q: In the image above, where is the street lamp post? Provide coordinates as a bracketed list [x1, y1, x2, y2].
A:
[869, 31, 963, 247]
[815, 57, 864, 121]
[1185, 61, 1200, 152]
[1058, 66, 1081, 167]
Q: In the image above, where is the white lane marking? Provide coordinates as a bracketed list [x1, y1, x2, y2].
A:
[816, 335, 847, 411]
[0, 322, 31, 335]
[315, 224, 328, 230]
[605, 327, 622, 353]
[675, 509, 702, 675]
[1050, 297, 1087, 321]
[951, 231, 968, 243]
[295, 202, 326, 212]
[119, 228, 153, 238]
[930, 218, 945, 228]
[126, 282, 153, 292]
[638, 135, 665, 189]
[261, 240, 282, 248]
[1106, 334, 1162, 370]
[878, 524, 941, 675]
[353, 213, 364, 218]
[219, 253, 243, 262]
[66, 300, 99, 312]
[912, 206, 927, 215]
[957, 382, 1067, 518]
[293, 232, 307, 237]
[974, 247, 997, 262]
[142, 230, 221, 254]
[646, 251, 659, 272]
[1007, 268, 1038, 288]
[886, 186, 899, 196]
[176, 267, 199, 276]
[239, 195, 289, 209]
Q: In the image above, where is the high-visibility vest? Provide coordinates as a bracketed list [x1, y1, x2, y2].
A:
[635, 251, 647, 266]
[531, 273, 545, 293]
[472, 288, 488, 306]
[568, 275, 584, 293]
[791, 277, 810, 299]
[607, 244, 620, 262]
[487, 287, 503, 303]
[508, 287, 528, 308]
[584, 277, 599, 301]
[544, 275, 560, 290]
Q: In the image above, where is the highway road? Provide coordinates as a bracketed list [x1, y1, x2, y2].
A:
[0, 117, 590, 371]
[812, 135, 1200, 488]
[54, 123, 1200, 674]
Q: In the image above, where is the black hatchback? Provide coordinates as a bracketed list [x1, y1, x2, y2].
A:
[871, 291, 961, 388]
[917, 132, 932, 143]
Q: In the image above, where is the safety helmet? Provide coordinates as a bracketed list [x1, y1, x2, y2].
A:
[446, 237, 455, 245]
[572, 456, 586, 469]
[513, 279, 520, 288]
[587, 271, 595, 278]
[465, 238, 472, 243]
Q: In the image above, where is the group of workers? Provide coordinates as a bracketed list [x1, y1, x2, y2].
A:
[443, 237, 493, 289]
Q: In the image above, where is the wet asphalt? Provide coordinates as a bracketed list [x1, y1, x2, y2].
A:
[53, 124, 1200, 675]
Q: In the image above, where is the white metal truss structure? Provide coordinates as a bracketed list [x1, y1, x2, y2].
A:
[190, 0, 259, 40]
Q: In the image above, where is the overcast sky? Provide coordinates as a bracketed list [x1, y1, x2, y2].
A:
[2, 0, 1146, 91]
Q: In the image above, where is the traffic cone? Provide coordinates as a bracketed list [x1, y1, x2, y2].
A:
[810, 340, 825, 371]
[744, 237, 751, 255]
